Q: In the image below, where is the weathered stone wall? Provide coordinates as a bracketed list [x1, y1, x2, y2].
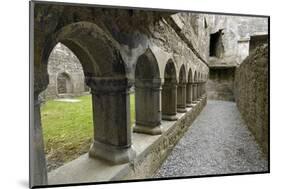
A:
[207, 67, 235, 101]
[249, 35, 268, 53]
[40, 43, 88, 99]
[234, 44, 268, 157]
[207, 15, 268, 64]
[31, 3, 269, 186]
[206, 15, 268, 101]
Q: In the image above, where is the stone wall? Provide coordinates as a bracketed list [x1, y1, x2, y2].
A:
[207, 67, 235, 101]
[234, 44, 268, 157]
[31, 3, 269, 186]
[207, 15, 268, 64]
[249, 35, 268, 53]
[40, 43, 88, 99]
[206, 15, 268, 101]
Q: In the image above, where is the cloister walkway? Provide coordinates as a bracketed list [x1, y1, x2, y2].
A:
[155, 100, 268, 177]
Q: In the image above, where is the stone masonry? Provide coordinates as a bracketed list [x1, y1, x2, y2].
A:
[234, 44, 268, 157]
[40, 43, 89, 99]
[206, 15, 268, 101]
[30, 2, 269, 187]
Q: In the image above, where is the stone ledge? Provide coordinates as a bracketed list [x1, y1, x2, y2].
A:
[48, 96, 207, 185]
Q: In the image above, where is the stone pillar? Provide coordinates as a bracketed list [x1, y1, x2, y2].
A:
[133, 79, 162, 135]
[201, 82, 204, 96]
[186, 83, 193, 107]
[192, 82, 198, 102]
[177, 83, 187, 112]
[197, 82, 200, 99]
[162, 82, 178, 121]
[198, 82, 202, 98]
[203, 82, 206, 95]
[30, 93, 48, 186]
[87, 77, 136, 164]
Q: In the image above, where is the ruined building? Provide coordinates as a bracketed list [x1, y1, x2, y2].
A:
[30, 2, 268, 187]
[207, 15, 267, 101]
[40, 42, 89, 99]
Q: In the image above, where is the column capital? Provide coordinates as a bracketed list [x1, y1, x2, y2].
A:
[178, 83, 187, 87]
[86, 76, 132, 94]
[135, 78, 161, 89]
[163, 82, 177, 89]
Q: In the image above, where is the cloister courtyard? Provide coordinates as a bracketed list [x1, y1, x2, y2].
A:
[30, 2, 269, 187]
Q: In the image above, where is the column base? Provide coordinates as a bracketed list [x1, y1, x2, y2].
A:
[133, 124, 163, 135]
[186, 103, 194, 107]
[177, 107, 187, 113]
[162, 114, 178, 121]
[89, 141, 136, 164]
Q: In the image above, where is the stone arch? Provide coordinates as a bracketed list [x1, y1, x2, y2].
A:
[194, 71, 198, 82]
[39, 21, 135, 166]
[164, 59, 177, 83]
[135, 48, 160, 80]
[42, 21, 126, 79]
[178, 65, 187, 84]
[56, 72, 73, 95]
[133, 48, 162, 135]
[188, 68, 193, 82]
[39, 42, 89, 100]
[177, 65, 187, 112]
[162, 59, 178, 121]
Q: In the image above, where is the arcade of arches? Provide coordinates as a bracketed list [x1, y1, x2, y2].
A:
[31, 2, 268, 187]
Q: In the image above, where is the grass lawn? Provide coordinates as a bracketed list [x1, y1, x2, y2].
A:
[41, 94, 135, 171]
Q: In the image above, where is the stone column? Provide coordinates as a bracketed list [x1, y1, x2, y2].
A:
[198, 82, 202, 98]
[87, 77, 136, 164]
[162, 82, 178, 121]
[203, 82, 206, 95]
[197, 82, 200, 99]
[133, 79, 162, 135]
[201, 82, 203, 96]
[177, 83, 187, 112]
[192, 82, 198, 102]
[30, 93, 48, 186]
[186, 82, 193, 107]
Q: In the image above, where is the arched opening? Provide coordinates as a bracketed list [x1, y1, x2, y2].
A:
[38, 22, 136, 171]
[40, 42, 93, 172]
[186, 68, 193, 107]
[162, 60, 178, 121]
[209, 29, 224, 58]
[133, 49, 162, 135]
[57, 72, 72, 95]
[177, 65, 187, 112]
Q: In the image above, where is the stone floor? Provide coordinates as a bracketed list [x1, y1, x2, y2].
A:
[154, 100, 268, 178]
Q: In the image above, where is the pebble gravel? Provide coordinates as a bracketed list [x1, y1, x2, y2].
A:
[154, 100, 268, 178]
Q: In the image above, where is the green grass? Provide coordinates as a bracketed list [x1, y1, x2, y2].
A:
[41, 94, 135, 171]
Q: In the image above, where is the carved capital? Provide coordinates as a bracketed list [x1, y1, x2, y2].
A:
[86, 76, 132, 94]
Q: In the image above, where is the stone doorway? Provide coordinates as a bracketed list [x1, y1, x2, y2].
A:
[57, 72, 72, 95]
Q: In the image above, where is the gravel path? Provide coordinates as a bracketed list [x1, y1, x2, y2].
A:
[154, 100, 268, 178]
